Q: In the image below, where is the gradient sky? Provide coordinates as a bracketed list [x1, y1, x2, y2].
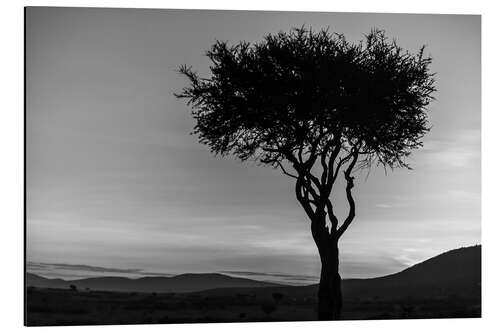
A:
[26, 7, 480, 283]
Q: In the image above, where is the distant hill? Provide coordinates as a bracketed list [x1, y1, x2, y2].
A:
[342, 244, 481, 299]
[26, 272, 283, 293]
[27, 245, 481, 298]
[197, 245, 481, 300]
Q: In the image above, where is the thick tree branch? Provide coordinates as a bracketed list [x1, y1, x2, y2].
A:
[320, 152, 329, 185]
[326, 140, 362, 194]
[336, 152, 359, 238]
[326, 144, 343, 187]
[320, 136, 340, 186]
[287, 151, 323, 197]
[302, 170, 322, 195]
[325, 199, 339, 232]
[295, 178, 315, 220]
[301, 176, 321, 201]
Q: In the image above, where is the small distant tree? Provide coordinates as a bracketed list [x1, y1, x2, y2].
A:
[69, 284, 77, 292]
[176, 27, 435, 320]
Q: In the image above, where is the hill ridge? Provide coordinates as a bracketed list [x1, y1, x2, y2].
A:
[26, 271, 284, 293]
[27, 245, 481, 296]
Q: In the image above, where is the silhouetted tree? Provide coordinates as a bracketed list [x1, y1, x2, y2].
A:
[176, 27, 435, 320]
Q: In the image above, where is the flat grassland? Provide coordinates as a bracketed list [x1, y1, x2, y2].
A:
[26, 285, 480, 326]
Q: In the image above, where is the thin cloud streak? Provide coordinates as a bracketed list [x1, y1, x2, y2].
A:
[27, 261, 175, 280]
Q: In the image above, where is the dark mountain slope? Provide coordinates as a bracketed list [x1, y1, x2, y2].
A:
[342, 245, 481, 298]
[197, 245, 481, 300]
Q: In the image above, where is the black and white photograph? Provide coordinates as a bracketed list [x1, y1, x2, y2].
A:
[24, 6, 481, 326]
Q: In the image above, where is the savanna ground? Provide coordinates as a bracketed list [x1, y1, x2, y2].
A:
[26, 286, 480, 326]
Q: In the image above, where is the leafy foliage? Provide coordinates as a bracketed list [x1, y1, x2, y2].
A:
[176, 27, 435, 170]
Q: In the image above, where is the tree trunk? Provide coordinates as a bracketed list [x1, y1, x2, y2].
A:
[311, 214, 342, 320]
[317, 246, 342, 320]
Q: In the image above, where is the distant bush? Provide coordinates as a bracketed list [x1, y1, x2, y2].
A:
[69, 284, 77, 292]
[261, 303, 277, 316]
[272, 292, 284, 303]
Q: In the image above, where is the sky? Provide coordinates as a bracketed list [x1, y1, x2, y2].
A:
[26, 7, 480, 284]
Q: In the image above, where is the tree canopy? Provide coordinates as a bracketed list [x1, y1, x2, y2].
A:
[176, 27, 435, 233]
